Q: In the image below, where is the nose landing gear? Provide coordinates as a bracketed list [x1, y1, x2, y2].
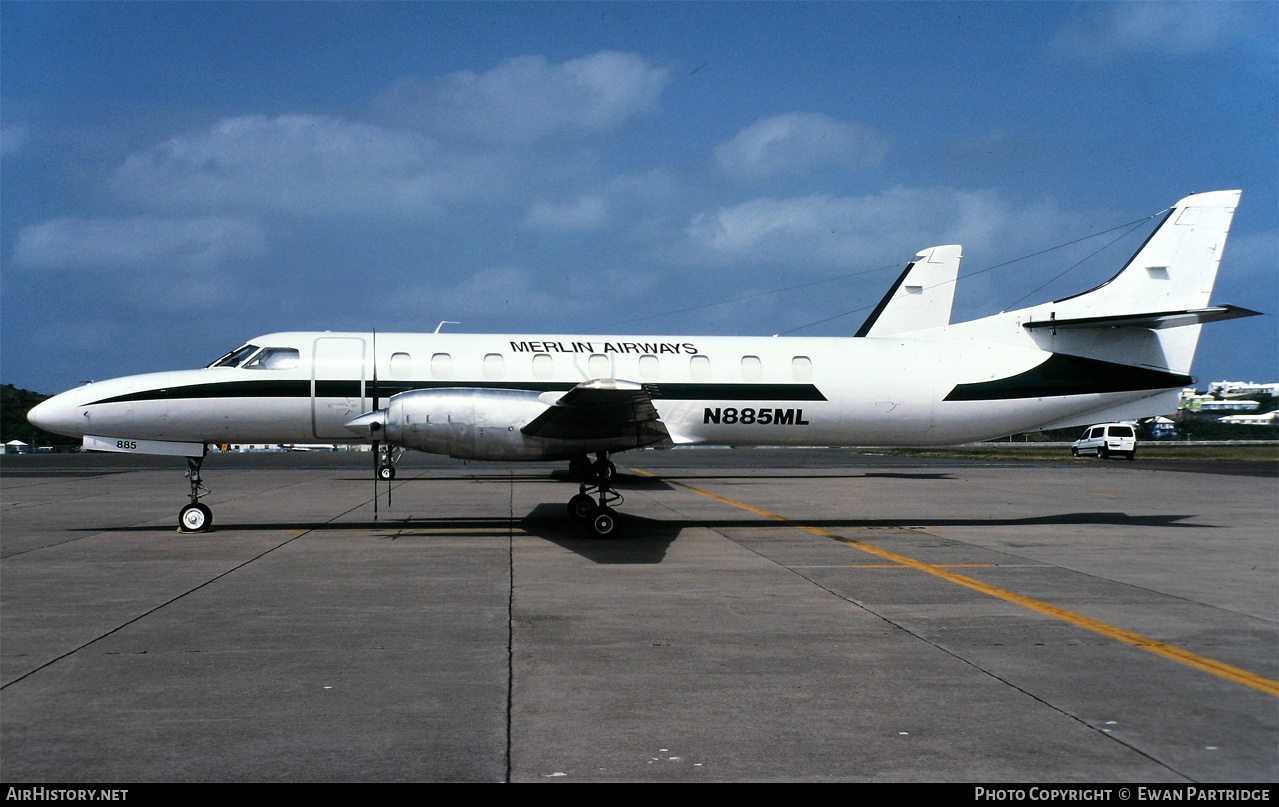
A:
[178, 454, 212, 533]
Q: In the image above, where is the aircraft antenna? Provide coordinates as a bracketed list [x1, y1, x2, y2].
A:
[774, 208, 1168, 336]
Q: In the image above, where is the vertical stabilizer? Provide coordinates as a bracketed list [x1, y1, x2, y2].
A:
[1053, 190, 1241, 318]
[995, 190, 1247, 375]
[857, 245, 962, 337]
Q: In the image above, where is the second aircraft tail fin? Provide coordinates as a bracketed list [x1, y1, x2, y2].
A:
[856, 244, 961, 337]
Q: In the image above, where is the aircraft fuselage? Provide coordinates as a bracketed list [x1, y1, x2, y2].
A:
[30, 330, 1185, 456]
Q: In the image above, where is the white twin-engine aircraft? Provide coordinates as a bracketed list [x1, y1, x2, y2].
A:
[29, 190, 1258, 536]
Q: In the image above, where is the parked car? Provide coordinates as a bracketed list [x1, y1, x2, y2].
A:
[1071, 423, 1137, 460]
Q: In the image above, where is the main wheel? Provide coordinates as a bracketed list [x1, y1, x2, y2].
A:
[589, 507, 617, 537]
[1071, 448, 1079, 457]
[1099, 447, 1110, 460]
[593, 458, 616, 482]
[567, 493, 595, 520]
[179, 502, 212, 533]
[378, 464, 396, 480]
[1126, 450, 1137, 461]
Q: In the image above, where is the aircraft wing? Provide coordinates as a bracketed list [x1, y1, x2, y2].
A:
[522, 379, 673, 446]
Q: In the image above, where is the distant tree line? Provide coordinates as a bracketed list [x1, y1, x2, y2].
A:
[0, 385, 78, 448]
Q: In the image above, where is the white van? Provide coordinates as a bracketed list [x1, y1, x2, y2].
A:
[1071, 423, 1137, 460]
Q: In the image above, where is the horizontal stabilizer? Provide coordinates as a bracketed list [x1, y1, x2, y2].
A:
[1022, 304, 1261, 332]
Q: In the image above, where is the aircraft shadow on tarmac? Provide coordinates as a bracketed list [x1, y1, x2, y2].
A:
[336, 470, 683, 487]
[77, 510, 1210, 566]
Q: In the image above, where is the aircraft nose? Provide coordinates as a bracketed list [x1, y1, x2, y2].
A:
[27, 393, 85, 437]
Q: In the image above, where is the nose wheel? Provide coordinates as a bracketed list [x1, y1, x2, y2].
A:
[179, 501, 212, 532]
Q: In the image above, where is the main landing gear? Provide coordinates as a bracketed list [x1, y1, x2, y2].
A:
[567, 453, 620, 537]
[178, 455, 212, 533]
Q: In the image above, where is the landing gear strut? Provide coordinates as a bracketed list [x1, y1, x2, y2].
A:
[178, 453, 212, 533]
[376, 444, 401, 480]
[566, 452, 621, 537]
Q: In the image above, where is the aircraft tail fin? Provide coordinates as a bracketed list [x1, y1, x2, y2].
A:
[1050, 189, 1242, 319]
[1007, 190, 1253, 376]
[856, 245, 961, 337]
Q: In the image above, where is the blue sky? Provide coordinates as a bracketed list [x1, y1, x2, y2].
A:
[3, 1, 1275, 394]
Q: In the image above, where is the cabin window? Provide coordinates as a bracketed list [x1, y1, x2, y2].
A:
[431, 353, 453, 379]
[390, 352, 412, 379]
[639, 355, 660, 381]
[243, 347, 300, 371]
[741, 355, 762, 382]
[588, 353, 610, 379]
[792, 356, 812, 382]
[532, 353, 554, 379]
[690, 354, 711, 381]
[484, 353, 505, 380]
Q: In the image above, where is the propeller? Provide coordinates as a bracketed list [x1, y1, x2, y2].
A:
[371, 329, 382, 519]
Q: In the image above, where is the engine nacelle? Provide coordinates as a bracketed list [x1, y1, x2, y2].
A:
[383, 388, 555, 461]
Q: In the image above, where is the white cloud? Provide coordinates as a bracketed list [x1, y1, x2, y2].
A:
[12, 215, 266, 271]
[1, 125, 28, 158]
[691, 187, 987, 259]
[684, 186, 1067, 281]
[713, 113, 889, 180]
[522, 195, 609, 232]
[111, 114, 495, 217]
[1051, 3, 1246, 61]
[372, 51, 671, 143]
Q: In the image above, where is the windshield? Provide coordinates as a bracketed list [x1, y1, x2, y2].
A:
[242, 347, 300, 370]
[207, 344, 260, 368]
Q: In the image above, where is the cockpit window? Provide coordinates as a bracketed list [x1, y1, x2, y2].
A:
[208, 344, 260, 368]
[243, 347, 300, 370]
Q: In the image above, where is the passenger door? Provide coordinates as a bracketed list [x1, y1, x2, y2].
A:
[312, 336, 366, 439]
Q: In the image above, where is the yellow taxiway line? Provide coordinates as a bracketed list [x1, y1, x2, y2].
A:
[636, 470, 1279, 697]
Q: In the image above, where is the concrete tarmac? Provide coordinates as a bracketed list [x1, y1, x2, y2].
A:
[1, 450, 1275, 782]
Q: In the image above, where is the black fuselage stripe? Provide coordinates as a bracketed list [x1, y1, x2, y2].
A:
[88, 380, 828, 405]
[944, 353, 1192, 401]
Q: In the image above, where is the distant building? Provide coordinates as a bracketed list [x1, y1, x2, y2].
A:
[1147, 417, 1177, 439]
[1179, 379, 1276, 419]
[1208, 381, 1279, 399]
[1198, 399, 1261, 412]
[1217, 411, 1279, 426]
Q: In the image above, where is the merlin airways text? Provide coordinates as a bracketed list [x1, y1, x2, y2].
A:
[509, 340, 698, 355]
